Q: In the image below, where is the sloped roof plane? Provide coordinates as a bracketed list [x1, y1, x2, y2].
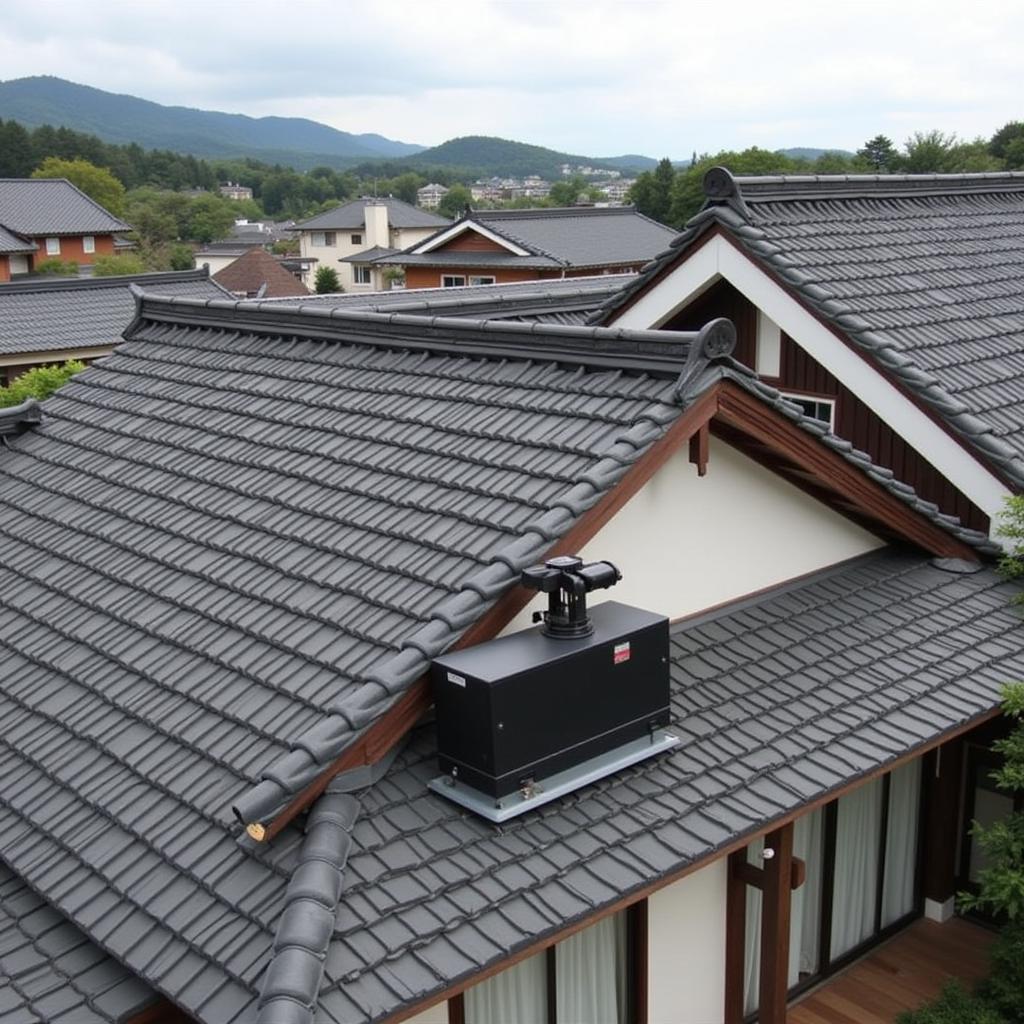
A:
[594, 169, 1024, 492]
[0, 177, 131, 235]
[296, 197, 449, 232]
[0, 293, 1003, 1024]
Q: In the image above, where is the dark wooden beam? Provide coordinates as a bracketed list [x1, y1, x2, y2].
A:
[689, 420, 710, 476]
[725, 850, 748, 1024]
[758, 823, 794, 1024]
[448, 993, 465, 1024]
[923, 738, 965, 906]
[629, 899, 649, 1024]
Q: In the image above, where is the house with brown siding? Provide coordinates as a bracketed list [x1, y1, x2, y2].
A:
[0, 287, 1015, 1024]
[592, 169, 1024, 538]
[377, 206, 677, 290]
[0, 177, 131, 278]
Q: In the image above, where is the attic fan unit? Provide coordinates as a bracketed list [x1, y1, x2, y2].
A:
[429, 557, 679, 822]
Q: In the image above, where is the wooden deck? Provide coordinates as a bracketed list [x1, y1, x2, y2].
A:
[788, 918, 995, 1024]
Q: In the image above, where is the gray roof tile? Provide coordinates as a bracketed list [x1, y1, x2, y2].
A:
[0, 178, 131, 236]
[296, 198, 448, 232]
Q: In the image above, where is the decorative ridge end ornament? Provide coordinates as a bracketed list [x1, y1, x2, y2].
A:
[0, 398, 42, 437]
[703, 165, 738, 200]
[673, 317, 737, 402]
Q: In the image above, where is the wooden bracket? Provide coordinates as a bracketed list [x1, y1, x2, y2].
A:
[732, 855, 806, 892]
[689, 420, 710, 476]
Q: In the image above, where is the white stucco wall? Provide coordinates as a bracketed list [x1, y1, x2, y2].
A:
[400, 1003, 448, 1024]
[504, 434, 883, 633]
[648, 858, 728, 1024]
[194, 253, 238, 276]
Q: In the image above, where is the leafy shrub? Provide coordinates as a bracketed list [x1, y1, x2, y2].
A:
[314, 265, 341, 294]
[896, 981, 1005, 1024]
[34, 257, 79, 276]
[978, 921, 1024, 1023]
[93, 253, 146, 276]
[0, 361, 86, 408]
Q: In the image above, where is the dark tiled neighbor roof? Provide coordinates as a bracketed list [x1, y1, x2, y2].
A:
[0, 862, 156, 1023]
[260, 274, 633, 325]
[0, 269, 231, 356]
[0, 296, 739, 1021]
[593, 170, 1024, 489]
[0, 178, 131, 236]
[297, 198, 449, 232]
[0, 224, 34, 255]
[307, 549, 1023, 1023]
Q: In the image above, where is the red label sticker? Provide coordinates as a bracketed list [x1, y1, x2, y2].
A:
[613, 641, 631, 664]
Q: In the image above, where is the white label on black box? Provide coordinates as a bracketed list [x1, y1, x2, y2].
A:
[447, 672, 467, 687]
[613, 642, 631, 665]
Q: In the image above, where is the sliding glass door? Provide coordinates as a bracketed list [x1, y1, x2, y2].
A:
[743, 758, 923, 1015]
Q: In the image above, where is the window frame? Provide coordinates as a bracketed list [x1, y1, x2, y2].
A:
[311, 231, 337, 247]
[441, 275, 467, 288]
[352, 265, 373, 286]
[781, 392, 836, 431]
[468, 275, 496, 286]
[82, 235, 96, 255]
[351, 233, 363, 245]
[45, 237, 60, 256]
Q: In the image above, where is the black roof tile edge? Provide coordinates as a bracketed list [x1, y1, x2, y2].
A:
[691, 361, 1001, 557]
[227, 316, 739, 828]
[0, 267, 219, 296]
[0, 399, 42, 437]
[124, 290, 724, 377]
[256, 793, 360, 1024]
[590, 169, 1024, 490]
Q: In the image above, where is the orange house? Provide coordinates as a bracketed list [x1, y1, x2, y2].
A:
[0, 177, 131, 277]
[375, 206, 677, 289]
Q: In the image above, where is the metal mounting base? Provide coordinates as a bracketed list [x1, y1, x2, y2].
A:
[427, 730, 680, 823]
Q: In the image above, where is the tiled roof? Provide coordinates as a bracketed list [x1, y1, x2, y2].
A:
[212, 248, 310, 299]
[337, 246, 400, 264]
[593, 169, 1024, 489]
[0, 179, 131, 236]
[0, 224, 34, 255]
[0, 862, 156, 1023]
[0, 269, 231, 356]
[296, 198, 449, 232]
[0, 296, 739, 1021]
[309, 549, 1023, 1023]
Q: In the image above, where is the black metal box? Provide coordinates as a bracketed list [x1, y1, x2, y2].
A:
[432, 600, 669, 798]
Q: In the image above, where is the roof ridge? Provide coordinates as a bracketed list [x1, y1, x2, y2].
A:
[0, 267, 214, 295]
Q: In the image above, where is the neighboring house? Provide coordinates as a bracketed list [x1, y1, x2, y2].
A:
[0, 177, 131, 278]
[0, 291, 1013, 1024]
[220, 182, 255, 201]
[376, 206, 677, 289]
[279, 271, 634, 325]
[593, 169, 1024, 537]
[193, 220, 306, 277]
[417, 183, 449, 209]
[213, 247, 310, 299]
[294, 197, 449, 291]
[0, 267, 230, 385]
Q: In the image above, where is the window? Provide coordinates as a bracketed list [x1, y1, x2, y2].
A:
[351, 233, 362, 245]
[442, 275, 466, 287]
[468, 275, 496, 286]
[782, 393, 836, 430]
[82, 236, 96, 254]
[311, 231, 336, 247]
[353, 266, 372, 285]
[45, 237, 60, 256]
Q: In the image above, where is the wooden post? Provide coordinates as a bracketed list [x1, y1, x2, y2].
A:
[758, 823, 794, 1024]
[724, 850, 748, 1024]
[923, 740, 963, 914]
[689, 421, 710, 476]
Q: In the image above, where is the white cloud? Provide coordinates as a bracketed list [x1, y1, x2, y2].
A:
[0, 0, 1021, 155]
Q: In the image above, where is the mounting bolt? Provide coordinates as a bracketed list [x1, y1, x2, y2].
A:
[762, 848, 775, 860]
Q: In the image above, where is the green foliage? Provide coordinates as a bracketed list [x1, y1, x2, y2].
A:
[32, 156, 127, 216]
[978, 921, 1024, 1023]
[185, 193, 237, 244]
[991, 122, 1024, 161]
[998, 495, 1024, 587]
[629, 157, 675, 224]
[896, 981, 1005, 1024]
[438, 184, 472, 219]
[271, 239, 298, 256]
[549, 175, 587, 207]
[858, 135, 899, 171]
[314, 265, 340, 294]
[0, 361, 85, 408]
[92, 253, 146, 276]
[168, 243, 195, 271]
[33, 257, 79, 276]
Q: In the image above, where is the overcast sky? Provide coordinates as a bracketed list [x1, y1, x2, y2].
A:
[2, 0, 1022, 158]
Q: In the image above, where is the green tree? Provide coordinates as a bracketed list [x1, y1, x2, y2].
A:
[32, 156, 127, 216]
[0, 361, 86, 408]
[857, 135, 899, 172]
[93, 253, 146, 276]
[0, 119, 34, 177]
[185, 193, 237, 244]
[438, 184, 472, 219]
[630, 157, 676, 223]
[390, 172, 426, 205]
[168, 243, 195, 271]
[901, 131, 959, 173]
[1006, 139, 1024, 172]
[549, 174, 587, 206]
[314, 265, 340, 293]
[991, 121, 1024, 161]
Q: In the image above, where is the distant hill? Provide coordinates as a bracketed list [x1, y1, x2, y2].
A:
[401, 136, 655, 179]
[778, 147, 855, 161]
[0, 76, 425, 168]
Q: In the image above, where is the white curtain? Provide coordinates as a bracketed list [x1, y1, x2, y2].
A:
[881, 758, 922, 927]
[831, 777, 884, 959]
[790, 807, 824, 984]
[742, 837, 764, 1016]
[556, 912, 627, 1024]
[465, 949, 547, 1024]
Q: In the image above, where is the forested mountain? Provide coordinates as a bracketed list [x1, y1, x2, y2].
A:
[0, 76, 425, 167]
